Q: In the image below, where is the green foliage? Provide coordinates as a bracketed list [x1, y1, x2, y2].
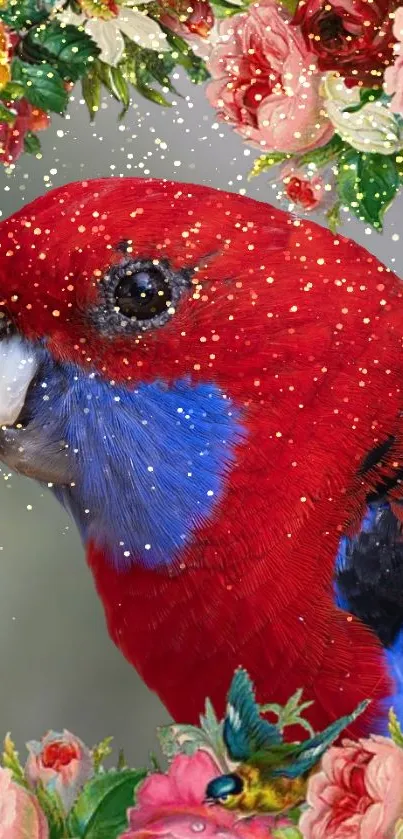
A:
[297, 134, 345, 168]
[23, 22, 100, 82]
[249, 152, 291, 179]
[12, 58, 68, 113]
[0, 81, 25, 101]
[388, 708, 403, 748]
[81, 66, 101, 120]
[0, 0, 48, 30]
[158, 697, 225, 764]
[327, 201, 341, 234]
[0, 102, 15, 123]
[35, 782, 68, 839]
[67, 769, 148, 839]
[120, 40, 176, 107]
[337, 148, 400, 231]
[260, 689, 315, 737]
[163, 29, 209, 83]
[96, 60, 131, 118]
[343, 87, 383, 114]
[24, 130, 41, 153]
[92, 736, 114, 773]
[209, 0, 248, 18]
[2, 733, 27, 786]
[249, 137, 346, 181]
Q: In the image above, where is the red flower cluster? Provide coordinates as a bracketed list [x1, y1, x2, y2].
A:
[292, 0, 398, 85]
[0, 99, 49, 165]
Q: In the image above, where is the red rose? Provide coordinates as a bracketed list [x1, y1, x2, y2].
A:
[161, 0, 214, 39]
[292, 0, 397, 85]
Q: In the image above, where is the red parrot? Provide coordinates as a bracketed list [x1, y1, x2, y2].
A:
[0, 177, 403, 737]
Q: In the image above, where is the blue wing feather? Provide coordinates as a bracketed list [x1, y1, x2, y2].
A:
[270, 700, 369, 779]
[223, 668, 282, 762]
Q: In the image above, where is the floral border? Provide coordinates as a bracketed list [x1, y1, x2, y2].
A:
[2, 668, 403, 839]
[1, 0, 403, 231]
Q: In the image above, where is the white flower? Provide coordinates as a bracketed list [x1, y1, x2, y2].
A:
[57, 2, 169, 66]
[321, 72, 403, 155]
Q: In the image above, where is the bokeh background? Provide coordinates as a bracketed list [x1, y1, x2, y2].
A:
[0, 70, 402, 766]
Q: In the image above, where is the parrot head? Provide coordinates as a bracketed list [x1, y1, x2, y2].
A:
[0, 176, 307, 571]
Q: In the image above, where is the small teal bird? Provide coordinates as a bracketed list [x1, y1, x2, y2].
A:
[205, 668, 369, 813]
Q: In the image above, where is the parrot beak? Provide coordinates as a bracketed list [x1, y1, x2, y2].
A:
[0, 328, 76, 485]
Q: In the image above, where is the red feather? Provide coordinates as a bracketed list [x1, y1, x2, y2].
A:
[1, 178, 403, 735]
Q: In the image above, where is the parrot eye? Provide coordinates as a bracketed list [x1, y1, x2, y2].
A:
[114, 266, 170, 321]
[95, 257, 192, 335]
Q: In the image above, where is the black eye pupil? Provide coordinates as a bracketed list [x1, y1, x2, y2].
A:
[114, 267, 170, 321]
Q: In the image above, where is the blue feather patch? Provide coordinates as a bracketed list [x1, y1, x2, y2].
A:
[23, 347, 245, 571]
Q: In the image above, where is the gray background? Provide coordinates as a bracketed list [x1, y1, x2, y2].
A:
[0, 71, 402, 768]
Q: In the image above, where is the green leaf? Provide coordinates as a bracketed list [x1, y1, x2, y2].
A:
[24, 131, 41, 154]
[389, 708, 403, 747]
[92, 736, 113, 773]
[158, 697, 226, 765]
[67, 769, 148, 839]
[134, 57, 172, 107]
[260, 689, 314, 736]
[0, 81, 25, 101]
[0, 102, 15, 124]
[96, 62, 130, 118]
[343, 87, 383, 114]
[23, 22, 100, 82]
[326, 201, 341, 234]
[81, 68, 101, 121]
[273, 828, 303, 839]
[278, 0, 299, 13]
[337, 148, 400, 231]
[248, 152, 291, 179]
[0, 0, 48, 29]
[11, 59, 68, 114]
[396, 152, 403, 182]
[163, 29, 209, 83]
[35, 781, 67, 839]
[2, 733, 27, 786]
[297, 134, 346, 169]
[209, 0, 247, 17]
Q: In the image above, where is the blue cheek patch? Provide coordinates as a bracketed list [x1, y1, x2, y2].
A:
[32, 352, 245, 570]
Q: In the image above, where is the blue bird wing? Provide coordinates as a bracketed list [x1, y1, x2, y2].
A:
[223, 668, 282, 762]
[269, 699, 369, 779]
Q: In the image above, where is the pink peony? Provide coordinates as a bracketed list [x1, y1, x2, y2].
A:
[300, 735, 403, 839]
[119, 751, 287, 839]
[0, 767, 48, 839]
[384, 7, 403, 117]
[206, 0, 334, 154]
[25, 729, 94, 813]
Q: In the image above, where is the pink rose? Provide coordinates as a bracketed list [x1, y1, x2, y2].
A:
[119, 751, 283, 839]
[25, 729, 94, 813]
[384, 8, 403, 117]
[0, 767, 48, 839]
[300, 735, 403, 839]
[206, 0, 334, 154]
